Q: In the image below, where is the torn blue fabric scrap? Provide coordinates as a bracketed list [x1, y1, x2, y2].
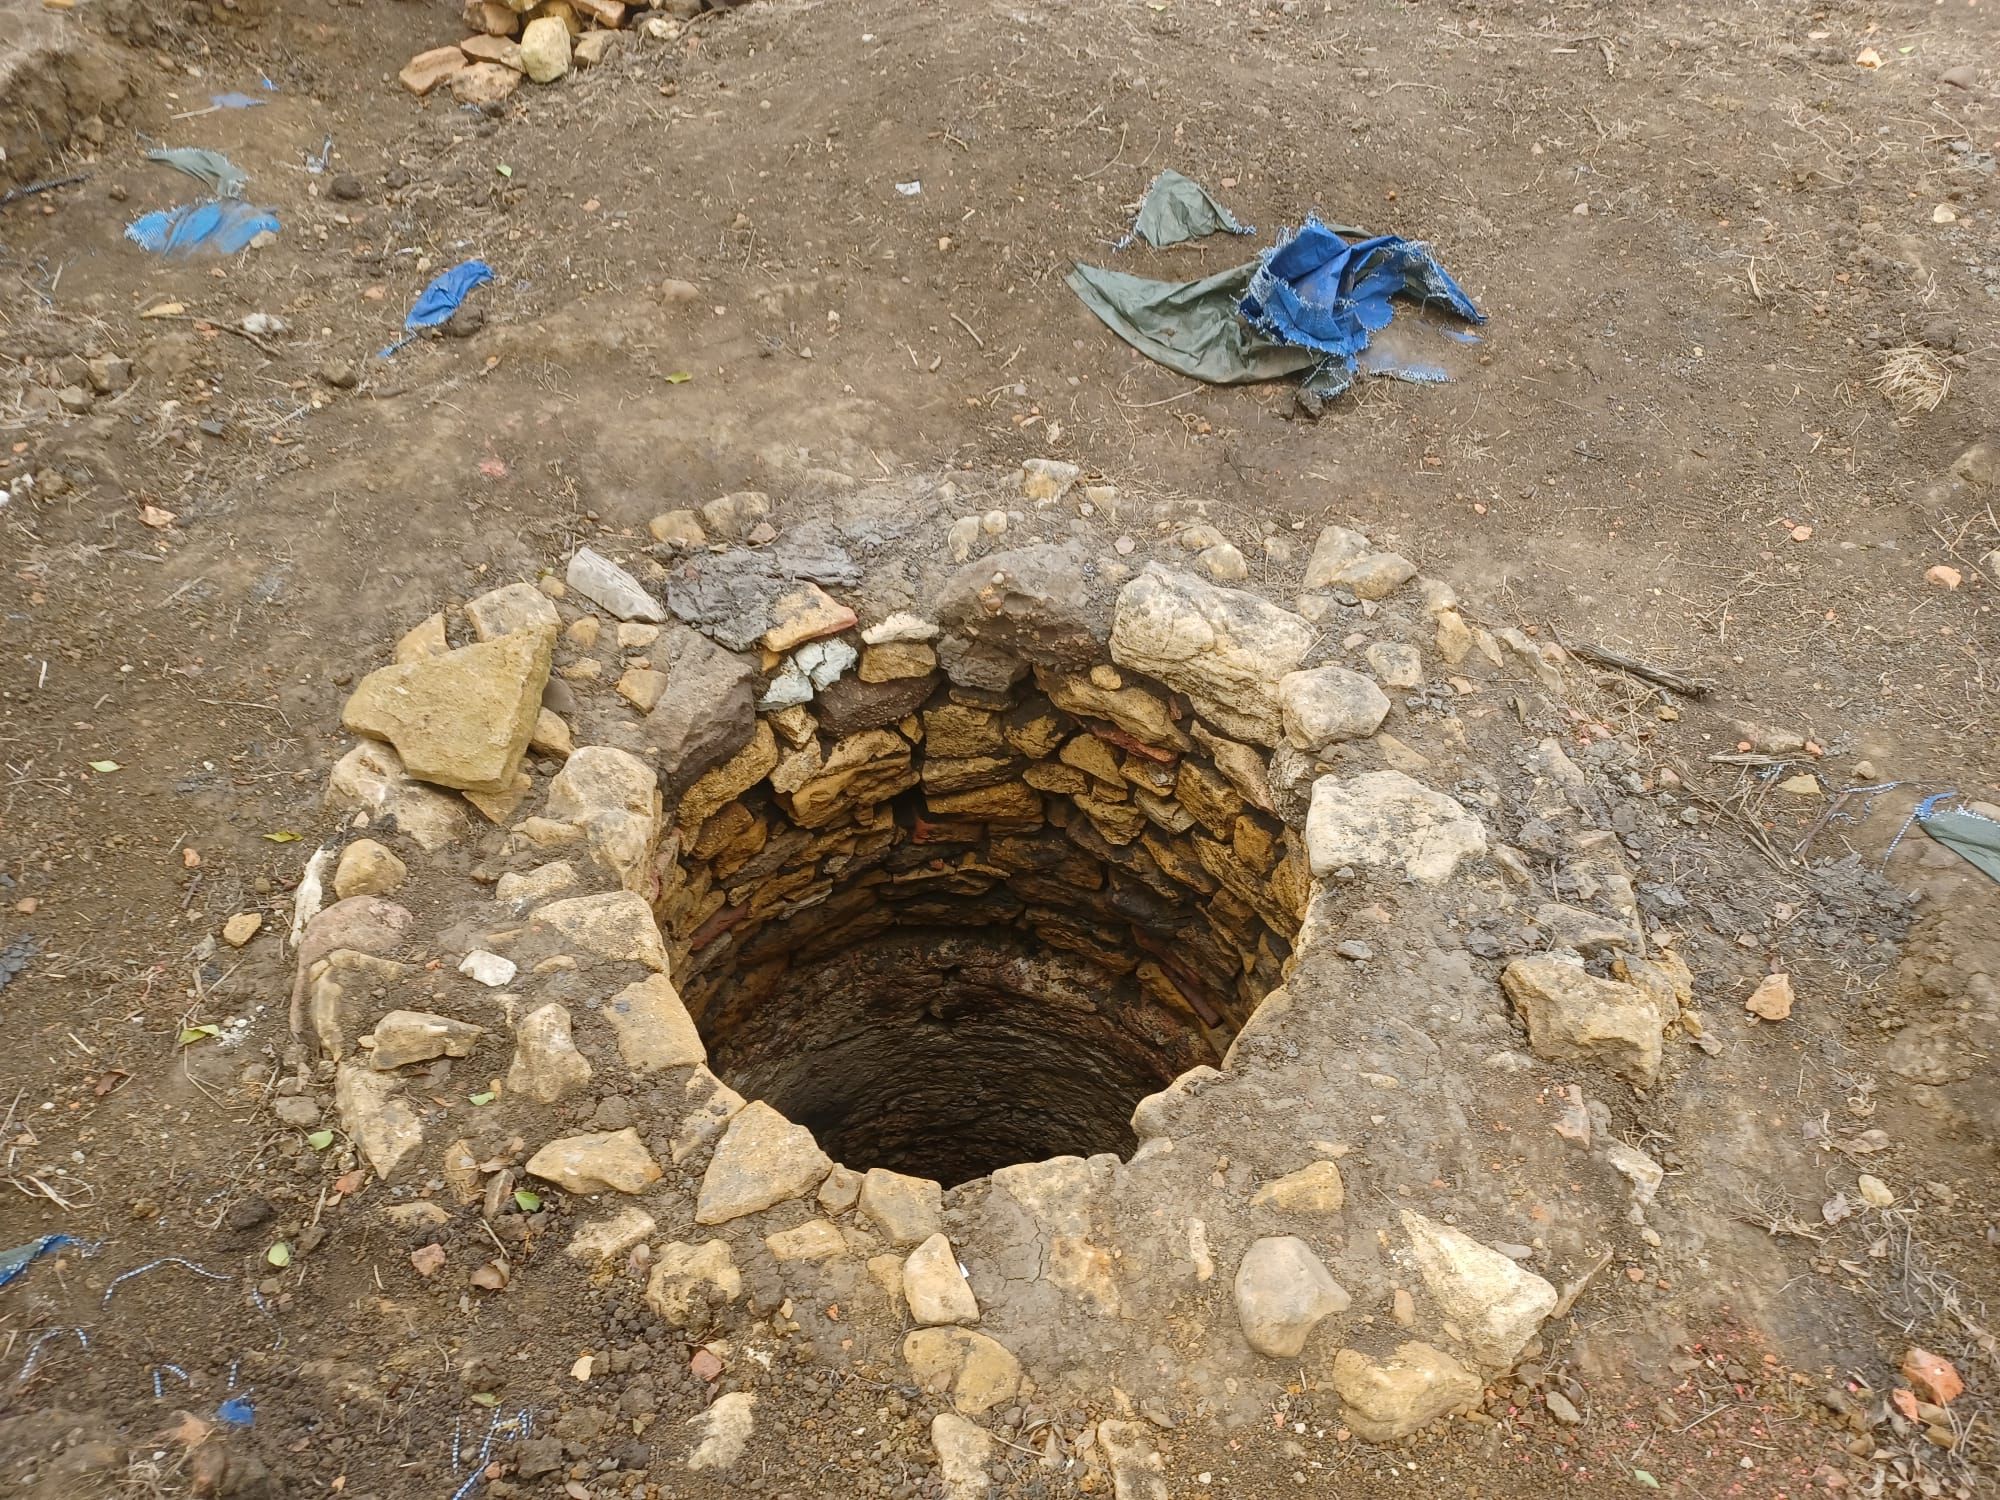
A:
[1241, 217, 1483, 364]
[405, 260, 494, 331]
[125, 200, 279, 255]
[0, 1234, 80, 1289]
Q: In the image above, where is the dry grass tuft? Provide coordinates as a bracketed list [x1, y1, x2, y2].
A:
[1872, 344, 1954, 414]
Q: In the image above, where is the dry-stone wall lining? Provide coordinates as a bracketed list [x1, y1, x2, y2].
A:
[292, 461, 1695, 1475]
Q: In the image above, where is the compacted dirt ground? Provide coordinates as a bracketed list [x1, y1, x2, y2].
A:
[2, 1, 1997, 1496]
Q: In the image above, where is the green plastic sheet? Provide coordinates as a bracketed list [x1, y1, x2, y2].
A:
[1921, 809, 2000, 885]
[1124, 169, 1251, 249]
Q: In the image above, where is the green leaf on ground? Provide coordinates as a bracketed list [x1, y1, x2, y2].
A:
[306, 1130, 334, 1150]
[513, 1189, 542, 1212]
[266, 1242, 292, 1268]
[89, 760, 121, 773]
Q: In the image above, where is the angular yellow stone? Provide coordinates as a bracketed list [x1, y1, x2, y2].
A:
[342, 627, 553, 794]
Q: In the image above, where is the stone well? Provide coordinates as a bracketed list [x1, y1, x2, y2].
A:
[299, 464, 1682, 1468]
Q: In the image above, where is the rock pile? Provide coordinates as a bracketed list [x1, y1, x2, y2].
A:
[278, 461, 1698, 1471]
[400, 0, 707, 104]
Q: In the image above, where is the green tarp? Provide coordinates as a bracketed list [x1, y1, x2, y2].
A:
[1922, 808, 2000, 885]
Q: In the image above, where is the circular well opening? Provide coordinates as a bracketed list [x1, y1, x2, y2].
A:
[657, 668, 1306, 1187]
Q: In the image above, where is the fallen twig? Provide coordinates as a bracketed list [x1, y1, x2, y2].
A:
[1553, 629, 1714, 698]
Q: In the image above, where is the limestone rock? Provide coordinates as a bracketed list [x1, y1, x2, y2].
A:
[572, 28, 622, 66]
[1604, 1141, 1664, 1205]
[333, 839, 406, 899]
[858, 1168, 944, 1245]
[1020, 457, 1080, 501]
[860, 640, 938, 682]
[1252, 1160, 1345, 1214]
[531, 891, 672, 972]
[765, 1219, 846, 1263]
[905, 1328, 1023, 1416]
[1305, 771, 1487, 883]
[400, 44, 467, 95]
[1365, 641, 1424, 688]
[818, 1165, 863, 1214]
[506, 1003, 594, 1103]
[327, 741, 468, 851]
[451, 61, 521, 105]
[222, 912, 263, 947]
[930, 1412, 992, 1500]
[1096, 1420, 1168, 1500]
[670, 1066, 746, 1164]
[646, 1239, 742, 1326]
[304, 950, 411, 1062]
[526, 1128, 662, 1195]
[1400, 1210, 1557, 1369]
[698, 490, 769, 540]
[567, 1206, 656, 1263]
[467, 582, 559, 642]
[763, 582, 858, 653]
[547, 745, 661, 893]
[1302, 525, 1370, 590]
[495, 860, 580, 910]
[1130, 1065, 1222, 1142]
[1500, 957, 1663, 1086]
[904, 1233, 979, 1326]
[1109, 565, 1312, 745]
[1234, 1235, 1350, 1358]
[394, 612, 449, 664]
[1040, 668, 1193, 752]
[644, 627, 756, 796]
[604, 973, 705, 1073]
[694, 1100, 832, 1224]
[861, 612, 938, 645]
[334, 1063, 422, 1178]
[368, 1010, 484, 1070]
[935, 544, 1104, 677]
[341, 628, 553, 794]
[519, 15, 571, 83]
[1331, 1342, 1483, 1441]
[649, 510, 707, 548]
[1334, 551, 1418, 600]
[677, 721, 778, 832]
[1278, 666, 1390, 752]
[565, 547, 662, 622]
[1199, 542, 1249, 582]
[687, 1391, 754, 1471]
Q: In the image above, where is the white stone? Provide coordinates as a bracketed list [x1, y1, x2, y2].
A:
[1305, 771, 1487, 883]
[566, 1206, 657, 1263]
[532, 891, 672, 971]
[333, 839, 407, 899]
[565, 547, 664, 623]
[1233, 1235, 1350, 1358]
[1302, 525, 1371, 590]
[1097, 1420, 1169, 1500]
[1603, 1141, 1665, 1205]
[1400, 1210, 1557, 1369]
[458, 949, 517, 987]
[861, 612, 939, 645]
[931, 1412, 992, 1500]
[905, 1328, 1023, 1416]
[519, 15, 571, 84]
[1278, 666, 1390, 752]
[1109, 565, 1313, 746]
[904, 1233, 979, 1325]
[1020, 457, 1080, 501]
[328, 741, 468, 852]
[687, 1391, 754, 1471]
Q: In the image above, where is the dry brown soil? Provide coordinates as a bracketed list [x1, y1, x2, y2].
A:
[2, 1, 1997, 1497]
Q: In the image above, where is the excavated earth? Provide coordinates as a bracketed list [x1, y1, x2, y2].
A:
[2, 2, 1998, 1499]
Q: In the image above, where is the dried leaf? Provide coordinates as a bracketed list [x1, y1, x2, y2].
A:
[666, 371, 693, 384]
[138, 505, 178, 529]
[468, 1391, 499, 1407]
[470, 1261, 509, 1291]
[178, 1024, 221, 1045]
[89, 759, 121, 773]
[263, 830, 301, 843]
[410, 1243, 447, 1277]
